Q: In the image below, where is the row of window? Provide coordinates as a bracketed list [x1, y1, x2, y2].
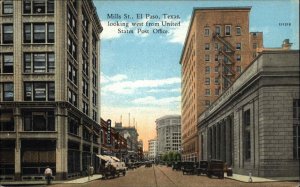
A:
[204, 54, 241, 62]
[23, 0, 54, 14]
[0, 53, 13, 73]
[204, 25, 241, 37]
[204, 42, 241, 51]
[24, 82, 54, 101]
[24, 23, 54, 43]
[204, 88, 220, 96]
[205, 66, 241, 74]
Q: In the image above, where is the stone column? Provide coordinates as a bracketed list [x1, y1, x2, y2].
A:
[220, 120, 226, 162]
[212, 126, 216, 159]
[225, 116, 232, 166]
[14, 107, 22, 180]
[216, 124, 220, 160]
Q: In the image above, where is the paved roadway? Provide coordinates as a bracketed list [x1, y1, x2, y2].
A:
[51, 165, 298, 187]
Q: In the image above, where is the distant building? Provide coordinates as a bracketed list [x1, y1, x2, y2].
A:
[114, 122, 139, 161]
[148, 139, 158, 161]
[100, 119, 127, 160]
[138, 139, 144, 160]
[198, 49, 299, 177]
[156, 115, 181, 156]
[180, 7, 264, 161]
[0, 0, 102, 180]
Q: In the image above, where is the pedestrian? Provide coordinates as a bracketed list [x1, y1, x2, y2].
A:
[89, 165, 94, 177]
[44, 166, 53, 185]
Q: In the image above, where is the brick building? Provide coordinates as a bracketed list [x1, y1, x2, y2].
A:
[0, 0, 102, 180]
[198, 49, 299, 177]
[180, 7, 263, 161]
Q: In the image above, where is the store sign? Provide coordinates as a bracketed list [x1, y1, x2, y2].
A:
[107, 119, 111, 145]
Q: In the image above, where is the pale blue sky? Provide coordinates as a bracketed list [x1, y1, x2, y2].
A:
[94, 0, 299, 147]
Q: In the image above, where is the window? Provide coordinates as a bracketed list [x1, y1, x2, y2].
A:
[82, 56, 89, 75]
[68, 88, 77, 106]
[214, 78, 219, 85]
[204, 28, 209, 36]
[205, 89, 210, 96]
[23, 0, 31, 13]
[205, 43, 210, 50]
[47, 0, 54, 13]
[3, 24, 13, 44]
[0, 110, 14, 131]
[82, 10, 89, 32]
[253, 43, 257, 49]
[92, 54, 97, 69]
[214, 43, 219, 50]
[23, 111, 55, 131]
[215, 54, 218, 62]
[293, 100, 300, 159]
[236, 43, 241, 50]
[92, 91, 97, 106]
[83, 101, 88, 115]
[236, 27, 241, 35]
[236, 66, 241, 73]
[215, 88, 219, 96]
[24, 23, 54, 43]
[68, 116, 79, 135]
[92, 72, 97, 88]
[205, 100, 210, 107]
[83, 36, 88, 53]
[243, 109, 251, 160]
[23, 53, 54, 73]
[68, 36, 77, 60]
[236, 55, 241, 62]
[205, 54, 210, 62]
[68, 62, 77, 85]
[225, 25, 231, 36]
[252, 52, 257, 58]
[82, 79, 88, 97]
[3, 83, 14, 101]
[67, 7, 77, 34]
[215, 26, 221, 35]
[3, 0, 13, 14]
[205, 66, 210, 74]
[3, 54, 13, 73]
[24, 82, 54, 101]
[33, 0, 45, 13]
[215, 66, 219, 73]
[205, 78, 210, 85]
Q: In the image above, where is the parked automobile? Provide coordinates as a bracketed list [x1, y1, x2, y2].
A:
[195, 160, 208, 176]
[97, 155, 126, 179]
[181, 162, 195, 175]
[172, 162, 182, 171]
[207, 159, 224, 179]
[145, 161, 152, 168]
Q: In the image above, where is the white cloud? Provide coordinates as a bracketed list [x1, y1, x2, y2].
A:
[132, 96, 180, 106]
[101, 72, 128, 84]
[167, 18, 190, 44]
[102, 77, 181, 95]
[147, 88, 180, 93]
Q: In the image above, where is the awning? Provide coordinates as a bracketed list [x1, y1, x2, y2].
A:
[110, 156, 120, 162]
[96, 154, 114, 162]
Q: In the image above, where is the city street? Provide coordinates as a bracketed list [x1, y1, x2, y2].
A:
[51, 165, 298, 187]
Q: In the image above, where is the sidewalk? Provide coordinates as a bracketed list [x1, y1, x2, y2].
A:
[0, 175, 103, 186]
[225, 173, 299, 183]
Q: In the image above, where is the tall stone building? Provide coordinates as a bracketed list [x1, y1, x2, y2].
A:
[180, 7, 263, 161]
[148, 138, 158, 161]
[0, 0, 102, 180]
[156, 115, 181, 156]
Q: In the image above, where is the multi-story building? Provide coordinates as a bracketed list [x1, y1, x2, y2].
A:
[180, 7, 263, 161]
[148, 138, 158, 161]
[156, 115, 181, 156]
[198, 47, 299, 177]
[0, 0, 102, 181]
[100, 118, 127, 160]
[114, 122, 139, 161]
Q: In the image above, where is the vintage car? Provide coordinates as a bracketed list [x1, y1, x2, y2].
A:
[97, 155, 126, 179]
[181, 162, 195, 175]
[207, 159, 224, 179]
[195, 160, 208, 175]
[172, 161, 182, 171]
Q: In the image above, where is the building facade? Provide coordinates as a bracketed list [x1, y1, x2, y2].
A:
[0, 0, 102, 180]
[114, 122, 139, 161]
[100, 119, 127, 160]
[180, 7, 263, 161]
[156, 115, 181, 157]
[148, 139, 158, 161]
[198, 50, 299, 177]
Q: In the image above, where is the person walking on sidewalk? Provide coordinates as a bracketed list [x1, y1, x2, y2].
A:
[44, 166, 53, 185]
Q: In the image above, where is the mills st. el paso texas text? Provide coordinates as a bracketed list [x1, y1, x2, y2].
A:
[106, 13, 181, 34]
